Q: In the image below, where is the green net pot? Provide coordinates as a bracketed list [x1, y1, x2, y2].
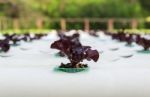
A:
[55, 67, 89, 73]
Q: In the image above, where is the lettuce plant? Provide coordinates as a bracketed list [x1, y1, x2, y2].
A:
[0, 39, 10, 52]
[51, 33, 99, 68]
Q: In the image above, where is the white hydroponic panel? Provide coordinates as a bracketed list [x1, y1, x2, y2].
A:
[0, 30, 150, 97]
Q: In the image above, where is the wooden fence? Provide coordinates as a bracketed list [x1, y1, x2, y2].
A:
[0, 17, 146, 31]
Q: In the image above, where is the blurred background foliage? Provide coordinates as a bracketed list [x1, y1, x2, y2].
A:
[0, 0, 150, 30]
[0, 0, 149, 18]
